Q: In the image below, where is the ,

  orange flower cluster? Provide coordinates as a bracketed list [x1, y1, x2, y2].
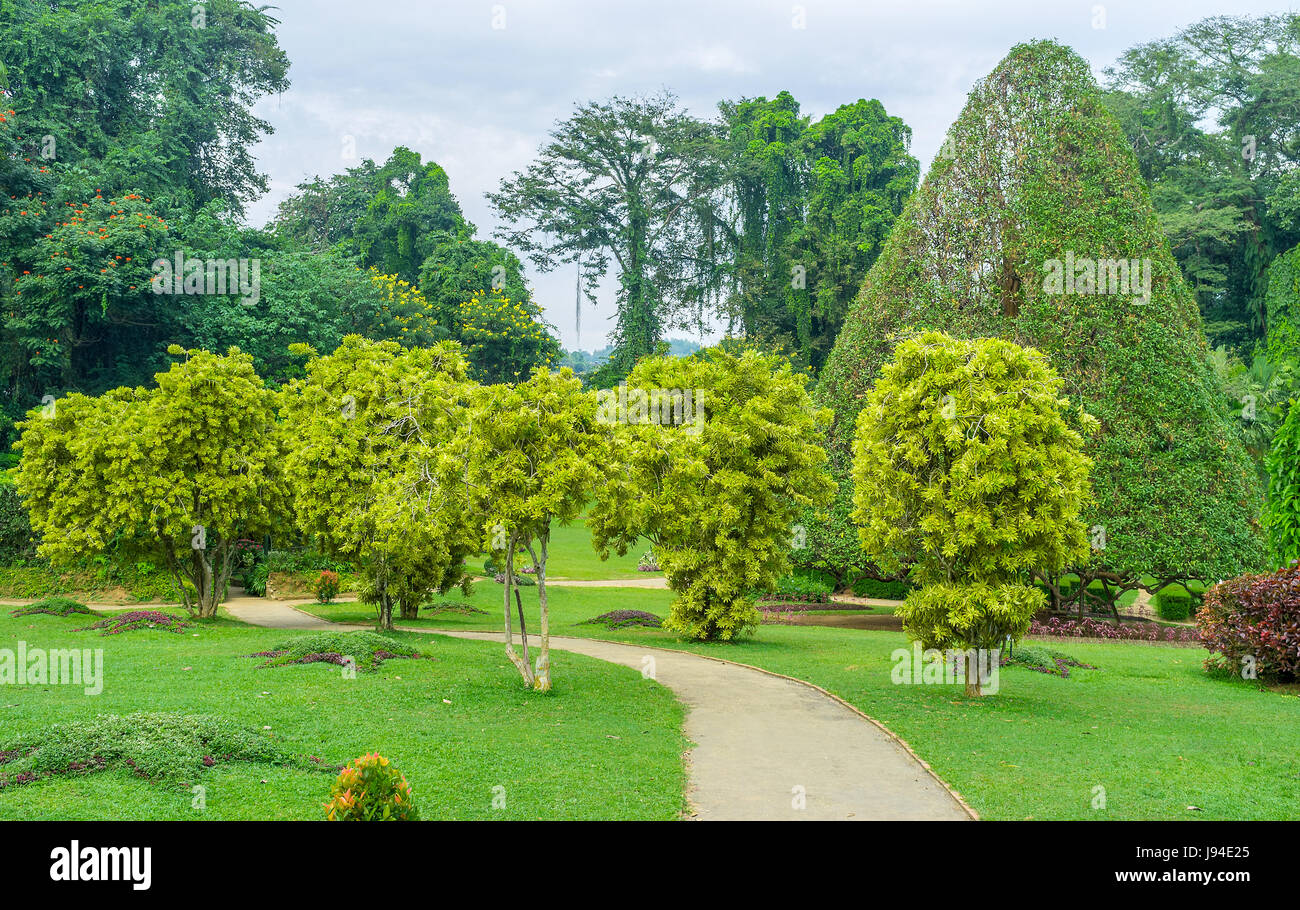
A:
[9, 193, 167, 298]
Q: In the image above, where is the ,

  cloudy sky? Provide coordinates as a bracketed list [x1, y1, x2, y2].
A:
[246, 0, 1288, 352]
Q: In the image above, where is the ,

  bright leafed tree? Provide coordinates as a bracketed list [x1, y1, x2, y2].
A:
[589, 348, 834, 640]
[468, 368, 607, 690]
[852, 332, 1096, 695]
[14, 346, 285, 617]
[278, 336, 478, 629]
[818, 40, 1267, 601]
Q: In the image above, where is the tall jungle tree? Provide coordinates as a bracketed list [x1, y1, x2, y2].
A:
[720, 93, 918, 371]
[488, 91, 730, 376]
[1104, 13, 1300, 352]
[0, 0, 290, 214]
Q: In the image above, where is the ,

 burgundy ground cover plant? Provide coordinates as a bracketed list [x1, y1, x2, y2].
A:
[1198, 564, 1300, 680]
[1001, 648, 1098, 678]
[580, 610, 663, 629]
[1028, 616, 1200, 644]
[74, 610, 192, 635]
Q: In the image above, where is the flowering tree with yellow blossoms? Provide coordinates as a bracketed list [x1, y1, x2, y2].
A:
[344, 269, 443, 348]
[456, 288, 560, 384]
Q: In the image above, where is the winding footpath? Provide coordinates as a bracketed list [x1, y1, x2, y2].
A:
[217, 597, 973, 821]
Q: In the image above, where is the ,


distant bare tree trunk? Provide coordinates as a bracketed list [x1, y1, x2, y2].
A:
[502, 534, 533, 686]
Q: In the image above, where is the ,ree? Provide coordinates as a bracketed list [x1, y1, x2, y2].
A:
[851, 332, 1095, 695]
[468, 368, 607, 691]
[488, 91, 729, 377]
[15, 346, 284, 617]
[818, 40, 1265, 596]
[278, 336, 477, 630]
[589, 348, 834, 641]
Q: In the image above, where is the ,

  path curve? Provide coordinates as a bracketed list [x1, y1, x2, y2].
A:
[219, 598, 972, 821]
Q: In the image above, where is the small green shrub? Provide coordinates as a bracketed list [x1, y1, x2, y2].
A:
[1154, 586, 1193, 621]
[852, 577, 912, 599]
[776, 569, 834, 598]
[422, 601, 488, 616]
[325, 753, 418, 820]
[10, 596, 93, 618]
[243, 563, 270, 597]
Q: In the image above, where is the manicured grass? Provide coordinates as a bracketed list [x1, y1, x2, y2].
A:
[0, 608, 686, 820]
[309, 579, 1300, 820]
[517, 518, 658, 580]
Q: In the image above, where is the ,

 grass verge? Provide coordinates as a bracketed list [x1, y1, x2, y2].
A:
[0, 609, 686, 820]
[305, 580, 1300, 820]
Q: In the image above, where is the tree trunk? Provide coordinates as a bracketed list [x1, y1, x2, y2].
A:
[533, 530, 551, 692]
[965, 656, 983, 697]
[194, 549, 219, 619]
[501, 535, 533, 686]
[377, 588, 394, 631]
[399, 598, 419, 620]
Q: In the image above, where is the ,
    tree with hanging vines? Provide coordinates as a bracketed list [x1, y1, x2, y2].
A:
[1266, 398, 1300, 567]
[852, 332, 1095, 695]
[14, 346, 285, 617]
[488, 91, 729, 378]
[719, 91, 919, 372]
[817, 40, 1266, 612]
[278, 336, 478, 630]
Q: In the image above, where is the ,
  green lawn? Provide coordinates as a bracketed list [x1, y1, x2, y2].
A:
[516, 518, 657, 580]
[309, 580, 1300, 820]
[0, 609, 686, 820]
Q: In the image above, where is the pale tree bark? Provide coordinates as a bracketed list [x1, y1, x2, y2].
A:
[502, 534, 534, 686]
[526, 530, 551, 692]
